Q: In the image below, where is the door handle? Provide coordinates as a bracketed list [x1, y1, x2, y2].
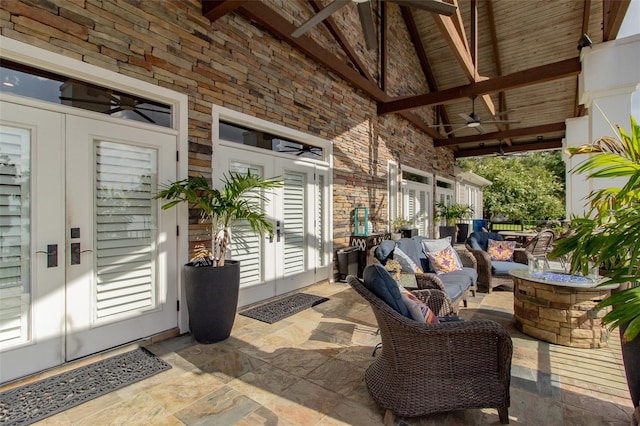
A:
[36, 244, 58, 268]
[71, 243, 93, 265]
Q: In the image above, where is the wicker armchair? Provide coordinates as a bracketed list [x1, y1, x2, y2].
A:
[366, 245, 478, 314]
[465, 231, 528, 293]
[348, 275, 512, 425]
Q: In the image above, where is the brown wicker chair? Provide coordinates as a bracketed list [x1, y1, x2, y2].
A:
[523, 229, 555, 269]
[347, 275, 512, 425]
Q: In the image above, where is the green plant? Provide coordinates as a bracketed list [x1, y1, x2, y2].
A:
[435, 202, 474, 226]
[155, 172, 282, 267]
[391, 217, 411, 232]
[552, 115, 640, 341]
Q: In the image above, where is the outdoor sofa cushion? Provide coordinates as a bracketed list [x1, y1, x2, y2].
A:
[362, 263, 411, 318]
[372, 237, 476, 305]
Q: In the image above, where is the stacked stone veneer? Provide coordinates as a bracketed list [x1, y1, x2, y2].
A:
[513, 277, 611, 348]
[0, 1, 454, 277]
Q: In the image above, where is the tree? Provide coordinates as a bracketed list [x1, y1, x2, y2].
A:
[457, 151, 565, 221]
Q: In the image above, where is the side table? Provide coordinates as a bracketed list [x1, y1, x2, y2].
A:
[350, 233, 390, 277]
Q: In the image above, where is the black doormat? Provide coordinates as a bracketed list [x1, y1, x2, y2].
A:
[0, 347, 171, 426]
[240, 293, 329, 324]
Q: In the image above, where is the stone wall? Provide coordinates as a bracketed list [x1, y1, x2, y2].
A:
[0, 0, 455, 271]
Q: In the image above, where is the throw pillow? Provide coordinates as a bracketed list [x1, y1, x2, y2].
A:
[362, 264, 411, 318]
[421, 238, 463, 268]
[425, 246, 463, 275]
[396, 283, 439, 324]
[487, 239, 516, 261]
[393, 247, 423, 273]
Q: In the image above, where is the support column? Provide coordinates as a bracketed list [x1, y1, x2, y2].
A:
[567, 34, 640, 217]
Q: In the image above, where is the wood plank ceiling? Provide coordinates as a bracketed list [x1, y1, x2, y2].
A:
[202, 0, 631, 158]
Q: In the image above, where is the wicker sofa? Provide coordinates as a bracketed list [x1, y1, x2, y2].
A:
[465, 231, 528, 293]
[367, 237, 477, 313]
[348, 274, 512, 425]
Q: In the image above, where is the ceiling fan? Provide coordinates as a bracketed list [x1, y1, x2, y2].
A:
[276, 141, 323, 157]
[291, 0, 457, 50]
[436, 96, 520, 136]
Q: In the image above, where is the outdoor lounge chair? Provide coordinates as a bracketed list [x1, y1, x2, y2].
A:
[523, 229, 555, 269]
[347, 274, 512, 425]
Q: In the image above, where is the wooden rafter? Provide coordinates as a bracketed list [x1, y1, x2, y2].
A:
[431, 10, 496, 117]
[456, 139, 563, 158]
[309, 0, 374, 82]
[603, 0, 631, 41]
[400, 6, 452, 131]
[434, 122, 566, 147]
[378, 57, 581, 115]
[574, 0, 591, 117]
[202, 0, 246, 22]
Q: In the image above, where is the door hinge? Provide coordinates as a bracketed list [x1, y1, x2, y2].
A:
[177, 225, 179, 236]
[177, 300, 180, 311]
[176, 151, 179, 162]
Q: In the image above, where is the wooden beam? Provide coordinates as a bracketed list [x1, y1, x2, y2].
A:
[455, 139, 563, 158]
[431, 11, 496, 116]
[202, 0, 246, 22]
[400, 6, 452, 131]
[575, 0, 591, 117]
[309, 0, 373, 82]
[603, 0, 631, 41]
[435, 122, 566, 147]
[238, 1, 386, 101]
[381, 1, 387, 92]
[378, 57, 581, 115]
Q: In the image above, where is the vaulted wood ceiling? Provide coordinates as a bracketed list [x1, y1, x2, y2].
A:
[202, 0, 630, 158]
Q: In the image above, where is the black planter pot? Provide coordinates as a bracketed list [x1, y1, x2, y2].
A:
[620, 322, 640, 418]
[456, 223, 470, 244]
[439, 225, 457, 242]
[183, 260, 240, 344]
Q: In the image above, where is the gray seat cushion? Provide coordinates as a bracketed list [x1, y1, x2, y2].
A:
[492, 260, 528, 275]
[438, 267, 476, 300]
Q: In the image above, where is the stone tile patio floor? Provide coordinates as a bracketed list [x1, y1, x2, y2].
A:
[7, 280, 635, 425]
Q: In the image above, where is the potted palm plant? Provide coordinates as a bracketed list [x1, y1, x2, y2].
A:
[390, 216, 411, 240]
[435, 202, 474, 243]
[156, 173, 282, 343]
[552, 115, 639, 421]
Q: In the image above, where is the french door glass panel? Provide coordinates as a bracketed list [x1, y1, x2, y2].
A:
[0, 102, 65, 383]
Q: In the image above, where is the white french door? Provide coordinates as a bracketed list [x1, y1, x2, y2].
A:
[403, 181, 432, 238]
[216, 147, 330, 307]
[0, 102, 178, 382]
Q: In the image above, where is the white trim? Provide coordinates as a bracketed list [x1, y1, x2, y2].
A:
[0, 36, 190, 333]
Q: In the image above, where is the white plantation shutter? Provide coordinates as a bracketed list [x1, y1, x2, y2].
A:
[94, 142, 158, 320]
[316, 174, 325, 267]
[0, 127, 30, 346]
[283, 171, 305, 275]
[418, 190, 427, 236]
[406, 189, 416, 225]
[229, 162, 264, 286]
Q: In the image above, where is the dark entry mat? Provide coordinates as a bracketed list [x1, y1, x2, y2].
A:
[240, 293, 329, 324]
[0, 347, 171, 425]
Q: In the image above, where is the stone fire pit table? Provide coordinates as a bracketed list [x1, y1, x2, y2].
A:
[509, 269, 619, 348]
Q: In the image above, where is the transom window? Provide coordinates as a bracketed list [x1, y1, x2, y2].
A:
[219, 121, 324, 160]
[0, 60, 172, 128]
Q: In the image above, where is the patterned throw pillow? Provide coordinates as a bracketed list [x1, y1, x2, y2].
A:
[425, 246, 463, 275]
[396, 283, 439, 324]
[487, 239, 516, 261]
[393, 247, 424, 273]
[420, 238, 463, 269]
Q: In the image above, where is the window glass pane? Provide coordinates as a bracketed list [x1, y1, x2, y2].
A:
[94, 141, 158, 319]
[0, 125, 31, 346]
[219, 121, 323, 159]
[1, 60, 172, 128]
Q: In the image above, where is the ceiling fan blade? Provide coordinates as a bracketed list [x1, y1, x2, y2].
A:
[59, 96, 115, 106]
[357, 1, 377, 50]
[492, 109, 515, 118]
[389, 0, 457, 16]
[444, 125, 470, 136]
[482, 119, 521, 124]
[132, 109, 156, 123]
[458, 112, 475, 122]
[292, 0, 350, 38]
[474, 125, 487, 135]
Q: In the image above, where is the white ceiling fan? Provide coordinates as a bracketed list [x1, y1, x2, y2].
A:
[436, 96, 520, 136]
[291, 0, 457, 50]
